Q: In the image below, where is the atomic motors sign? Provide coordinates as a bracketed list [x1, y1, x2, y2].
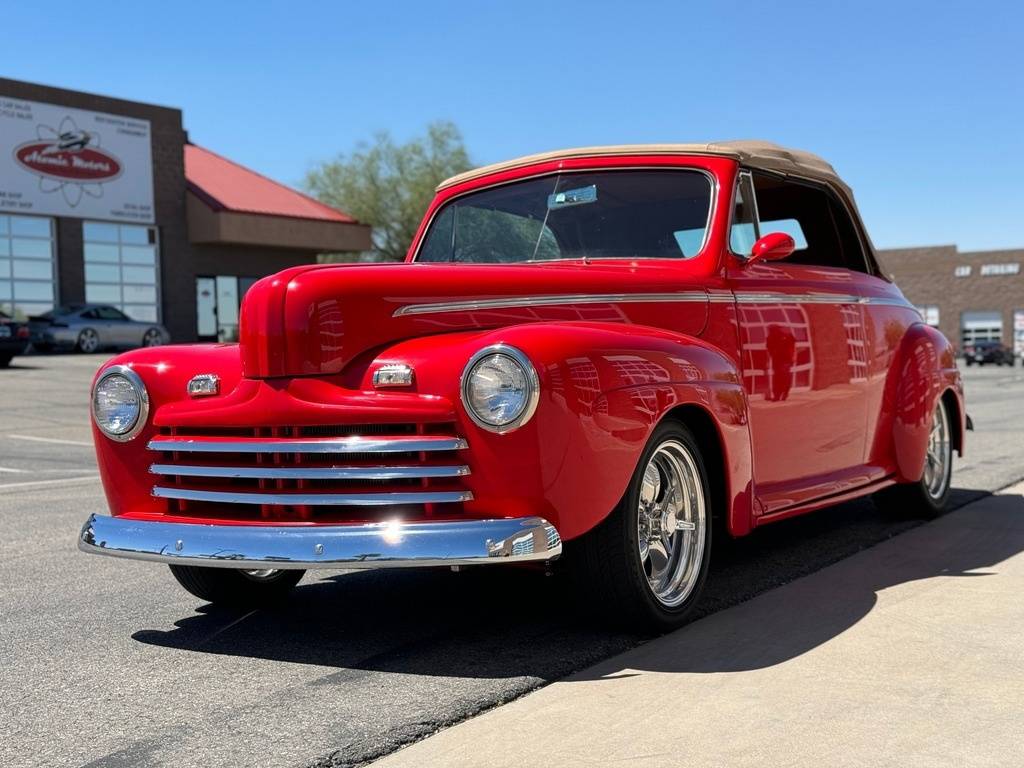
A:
[0, 96, 154, 223]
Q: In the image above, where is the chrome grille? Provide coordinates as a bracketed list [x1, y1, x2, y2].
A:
[148, 424, 472, 522]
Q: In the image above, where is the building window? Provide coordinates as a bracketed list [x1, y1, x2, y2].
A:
[83, 222, 160, 322]
[0, 214, 57, 320]
[917, 305, 940, 327]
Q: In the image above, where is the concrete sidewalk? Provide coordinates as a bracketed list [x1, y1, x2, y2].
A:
[373, 485, 1024, 768]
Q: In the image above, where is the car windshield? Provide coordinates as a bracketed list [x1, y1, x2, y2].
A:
[416, 169, 713, 263]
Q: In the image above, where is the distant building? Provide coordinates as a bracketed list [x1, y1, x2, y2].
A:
[0, 78, 371, 342]
[877, 245, 1024, 355]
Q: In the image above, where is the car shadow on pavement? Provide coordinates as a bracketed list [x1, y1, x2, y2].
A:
[132, 487, 1009, 682]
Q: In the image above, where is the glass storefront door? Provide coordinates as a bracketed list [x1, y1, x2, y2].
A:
[196, 275, 259, 342]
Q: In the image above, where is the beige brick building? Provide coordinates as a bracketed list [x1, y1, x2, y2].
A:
[877, 246, 1024, 356]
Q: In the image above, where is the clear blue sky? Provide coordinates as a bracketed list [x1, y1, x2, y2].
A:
[4, 0, 1021, 251]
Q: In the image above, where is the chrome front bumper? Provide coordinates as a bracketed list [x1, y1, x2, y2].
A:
[78, 514, 562, 569]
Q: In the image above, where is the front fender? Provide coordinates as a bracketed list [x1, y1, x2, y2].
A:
[91, 344, 244, 518]
[375, 321, 753, 540]
[877, 323, 964, 483]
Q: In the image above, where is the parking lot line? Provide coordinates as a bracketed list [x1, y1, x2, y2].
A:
[0, 466, 27, 473]
[0, 474, 99, 491]
[7, 434, 93, 447]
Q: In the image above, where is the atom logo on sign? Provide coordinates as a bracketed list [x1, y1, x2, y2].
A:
[12, 116, 123, 208]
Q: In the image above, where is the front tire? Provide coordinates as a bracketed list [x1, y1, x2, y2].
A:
[874, 397, 953, 518]
[169, 565, 304, 607]
[142, 327, 163, 347]
[568, 421, 712, 630]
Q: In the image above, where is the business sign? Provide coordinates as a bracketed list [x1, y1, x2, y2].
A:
[0, 96, 154, 223]
[980, 263, 1020, 277]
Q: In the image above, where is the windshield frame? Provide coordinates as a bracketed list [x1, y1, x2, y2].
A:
[410, 165, 720, 265]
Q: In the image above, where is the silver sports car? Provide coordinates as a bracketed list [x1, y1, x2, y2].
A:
[30, 304, 169, 353]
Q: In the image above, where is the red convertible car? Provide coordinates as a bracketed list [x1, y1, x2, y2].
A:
[80, 141, 966, 628]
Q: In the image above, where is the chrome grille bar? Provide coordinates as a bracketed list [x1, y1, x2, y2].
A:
[152, 487, 473, 506]
[149, 463, 471, 480]
[148, 435, 468, 454]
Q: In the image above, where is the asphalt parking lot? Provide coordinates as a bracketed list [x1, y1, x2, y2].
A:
[1, 354, 1022, 768]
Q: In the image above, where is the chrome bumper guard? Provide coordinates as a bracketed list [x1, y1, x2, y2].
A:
[78, 513, 562, 569]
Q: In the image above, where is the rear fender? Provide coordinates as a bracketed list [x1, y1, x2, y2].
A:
[878, 323, 964, 483]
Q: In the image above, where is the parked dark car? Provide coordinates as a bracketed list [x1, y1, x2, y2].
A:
[0, 310, 31, 367]
[963, 340, 1015, 366]
[30, 304, 169, 353]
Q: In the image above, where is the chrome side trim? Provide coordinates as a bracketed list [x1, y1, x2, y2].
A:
[394, 290, 915, 316]
[147, 435, 468, 454]
[394, 291, 708, 317]
[78, 513, 562, 569]
[708, 291, 915, 309]
[149, 464, 471, 480]
[732, 291, 863, 304]
[152, 487, 474, 506]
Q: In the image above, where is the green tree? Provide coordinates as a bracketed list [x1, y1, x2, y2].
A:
[305, 121, 472, 263]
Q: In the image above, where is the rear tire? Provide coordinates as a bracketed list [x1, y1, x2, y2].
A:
[874, 397, 953, 519]
[169, 565, 304, 607]
[0, 354, 11, 368]
[77, 327, 100, 353]
[567, 420, 712, 631]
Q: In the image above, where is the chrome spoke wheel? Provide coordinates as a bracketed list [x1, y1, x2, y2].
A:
[636, 439, 707, 608]
[923, 400, 951, 500]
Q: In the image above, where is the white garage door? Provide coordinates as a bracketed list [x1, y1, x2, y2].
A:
[961, 310, 1003, 346]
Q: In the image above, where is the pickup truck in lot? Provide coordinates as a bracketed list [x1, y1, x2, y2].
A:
[79, 141, 966, 629]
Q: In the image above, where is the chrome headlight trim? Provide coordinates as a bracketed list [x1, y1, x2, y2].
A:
[460, 344, 540, 434]
[91, 365, 150, 442]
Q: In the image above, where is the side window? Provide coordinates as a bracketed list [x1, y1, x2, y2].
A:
[826, 195, 871, 274]
[82, 309, 98, 319]
[751, 173, 869, 273]
[729, 172, 759, 256]
[101, 307, 129, 321]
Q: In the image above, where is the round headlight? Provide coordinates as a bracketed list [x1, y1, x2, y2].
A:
[92, 366, 149, 441]
[461, 344, 540, 433]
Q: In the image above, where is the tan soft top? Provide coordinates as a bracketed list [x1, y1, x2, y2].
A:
[438, 140, 849, 196]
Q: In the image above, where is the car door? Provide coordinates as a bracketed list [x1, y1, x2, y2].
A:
[727, 171, 871, 515]
[96, 306, 134, 346]
[76, 308, 107, 345]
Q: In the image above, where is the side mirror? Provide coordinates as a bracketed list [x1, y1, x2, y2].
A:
[746, 232, 796, 265]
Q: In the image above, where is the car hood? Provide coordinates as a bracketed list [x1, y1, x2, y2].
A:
[238, 261, 712, 378]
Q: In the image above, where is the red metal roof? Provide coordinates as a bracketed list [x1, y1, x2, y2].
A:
[184, 144, 357, 223]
